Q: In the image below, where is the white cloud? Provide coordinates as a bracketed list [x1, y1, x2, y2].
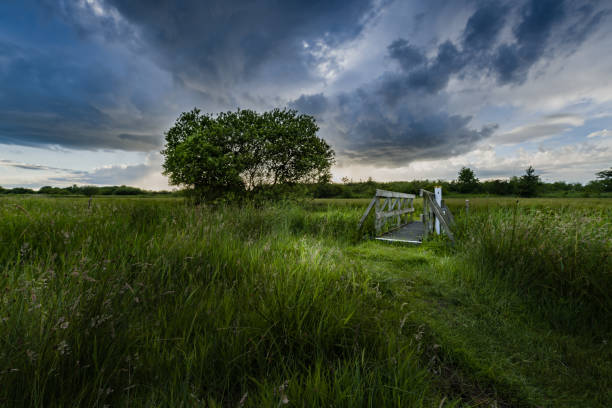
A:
[587, 129, 611, 138]
[333, 135, 612, 184]
[0, 153, 171, 190]
[444, 18, 612, 127]
[495, 114, 585, 145]
[70, 153, 170, 189]
[492, 29, 612, 112]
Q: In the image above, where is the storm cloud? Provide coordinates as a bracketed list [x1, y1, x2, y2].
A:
[293, 87, 497, 166]
[1, 0, 611, 187]
[0, 33, 170, 151]
[1, 0, 383, 152]
[291, 0, 609, 166]
[45, 0, 380, 93]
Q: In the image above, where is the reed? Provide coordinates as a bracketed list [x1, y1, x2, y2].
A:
[456, 203, 612, 332]
[0, 197, 433, 406]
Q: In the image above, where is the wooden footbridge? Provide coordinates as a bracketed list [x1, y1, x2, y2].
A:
[358, 188, 455, 244]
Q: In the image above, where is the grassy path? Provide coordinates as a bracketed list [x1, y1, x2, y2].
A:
[349, 241, 612, 407]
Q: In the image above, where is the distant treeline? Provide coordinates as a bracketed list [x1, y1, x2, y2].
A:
[313, 177, 612, 199]
[311, 166, 612, 198]
[2, 167, 611, 199]
[1, 180, 609, 198]
[0, 185, 177, 196]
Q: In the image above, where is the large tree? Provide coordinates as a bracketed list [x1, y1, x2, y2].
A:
[161, 108, 334, 198]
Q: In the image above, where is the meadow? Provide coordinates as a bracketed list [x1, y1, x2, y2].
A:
[0, 195, 610, 407]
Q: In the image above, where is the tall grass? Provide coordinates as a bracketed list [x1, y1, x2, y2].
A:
[0, 197, 438, 407]
[2, 195, 610, 406]
[457, 203, 612, 332]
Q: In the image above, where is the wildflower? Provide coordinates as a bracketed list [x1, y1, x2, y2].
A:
[20, 242, 30, 257]
[277, 380, 289, 405]
[56, 340, 70, 355]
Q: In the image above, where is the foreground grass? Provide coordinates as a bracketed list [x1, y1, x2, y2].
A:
[350, 242, 611, 407]
[0, 196, 610, 406]
[0, 197, 444, 407]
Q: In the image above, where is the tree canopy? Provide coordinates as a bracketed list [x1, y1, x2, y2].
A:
[456, 167, 479, 193]
[518, 166, 540, 197]
[595, 167, 612, 192]
[161, 108, 334, 199]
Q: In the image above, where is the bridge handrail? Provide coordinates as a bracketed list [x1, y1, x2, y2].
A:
[358, 189, 415, 232]
[420, 189, 455, 242]
[374, 189, 416, 199]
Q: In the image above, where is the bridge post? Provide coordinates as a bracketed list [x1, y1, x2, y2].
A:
[434, 186, 442, 235]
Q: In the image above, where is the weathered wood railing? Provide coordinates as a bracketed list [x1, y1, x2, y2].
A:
[420, 189, 455, 242]
[358, 189, 415, 235]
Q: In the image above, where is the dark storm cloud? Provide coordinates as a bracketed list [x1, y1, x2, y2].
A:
[562, 3, 611, 47]
[308, 86, 497, 166]
[392, 0, 609, 87]
[289, 94, 329, 116]
[406, 41, 465, 94]
[384, 40, 465, 97]
[485, 0, 609, 85]
[48, 0, 380, 90]
[492, 0, 566, 84]
[1, 0, 609, 164]
[0, 37, 167, 151]
[1, 0, 380, 152]
[387, 39, 425, 71]
[462, 2, 508, 52]
[291, 0, 609, 167]
[334, 104, 498, 165]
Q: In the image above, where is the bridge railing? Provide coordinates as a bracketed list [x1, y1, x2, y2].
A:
[420, 189, 455, 242]
[358, 189, 415, 235]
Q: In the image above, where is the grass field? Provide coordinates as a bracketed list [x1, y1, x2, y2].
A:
[0, 195, 610, 407]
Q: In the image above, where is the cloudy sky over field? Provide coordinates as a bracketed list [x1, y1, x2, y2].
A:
[1, 0, 611, 189]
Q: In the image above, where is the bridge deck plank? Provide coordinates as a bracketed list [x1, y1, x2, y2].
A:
[375, 221, 424, 244]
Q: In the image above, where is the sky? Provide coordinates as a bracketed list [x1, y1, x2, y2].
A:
[1, 0, 611, 189]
